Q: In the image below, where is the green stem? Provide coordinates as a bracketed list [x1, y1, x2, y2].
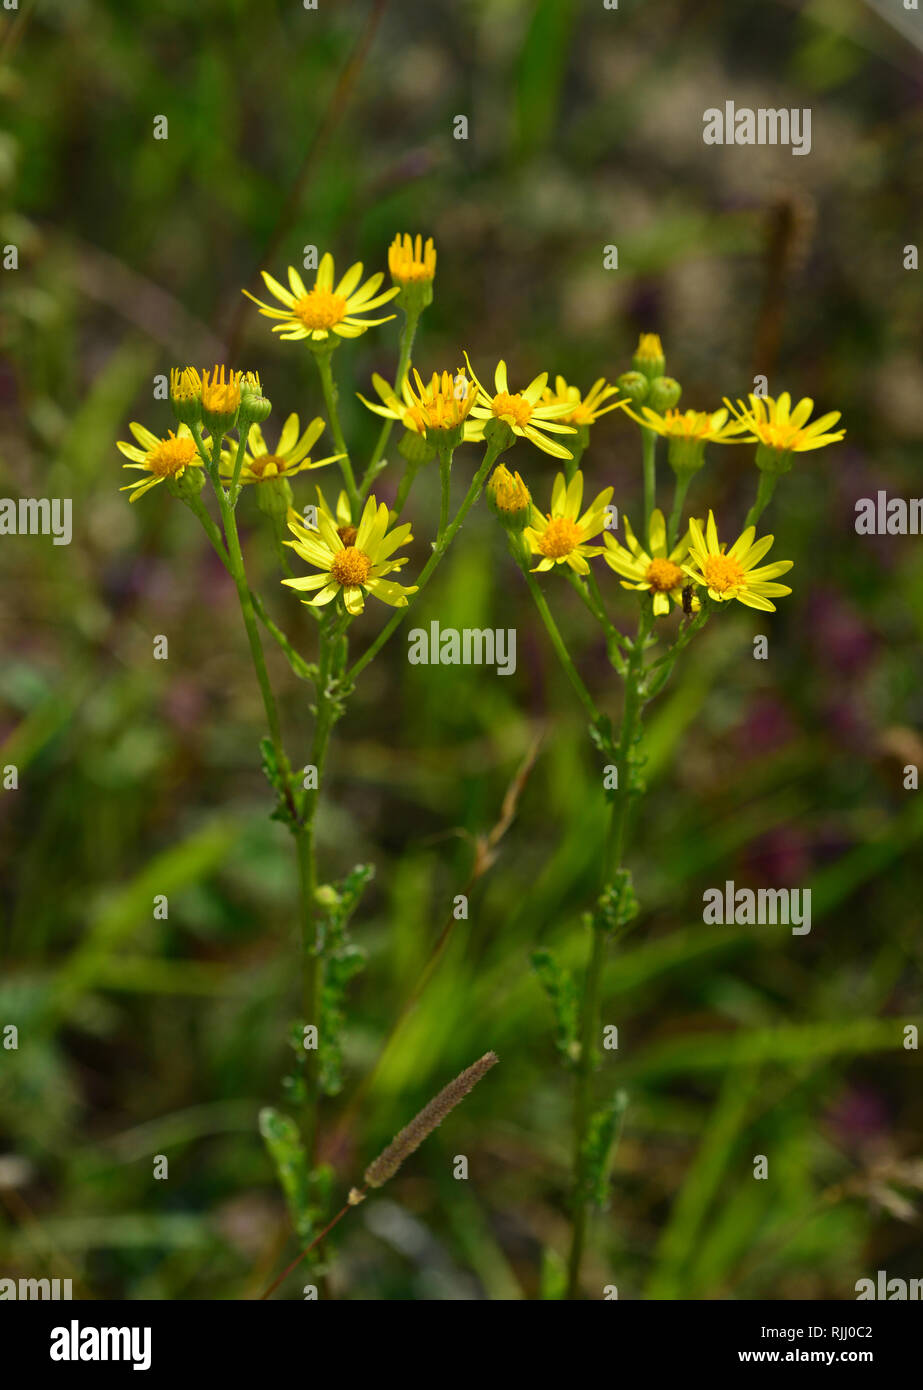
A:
[568, 570, 628, 675]
[314, 349, 360, 521]
[667, 473, 691, 550]
[641, 427, 657, 534]
[360, 309, 420, 498]
[522, 569, 601, 726]
[744, 471, 779, 530]
[345, 440, 497, 684]
[391, 456, 421, 520]
[565, 605, 650, 1298]
[438, 449, 452, 534]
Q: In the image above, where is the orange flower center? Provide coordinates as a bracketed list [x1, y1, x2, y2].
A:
[492, 392, 532, 429]
[250, 454, 286, 479]
[331, 545, 372, 586]
[645, 557, 684, 593]
[703, 553, 745, 592]
[538, 516, 582, 558]
[336, 524, 359, 547]
[147, 434, 198, 477]
[294, 289, 348, 331]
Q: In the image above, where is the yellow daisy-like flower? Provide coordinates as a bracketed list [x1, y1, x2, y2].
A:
[723, 393, 846, 454]
[117, 422, 202, 502]
[627, 404, 743, 444]
[540, 376, 624, 426]
[464, 355, 577, 460]
[283, 494, 418, 615]
[358, 368, 482, 441]
[243, 254, 400, 343]
[524, 470, 614, 574]
[603, 508, 696, 616]
[388, 234, 436, 285]
[201, 365, 242, 416]
[219, 415, 342, 485]
[682, 512, 793, 612]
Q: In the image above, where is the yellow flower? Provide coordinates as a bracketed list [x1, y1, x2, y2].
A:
[603, 508, 696, 616]
[627, 404, 743, 444]
[201, 365, 242, 415]
[487, 463, 531, 529]
[388, 234, 436, 285]
[723, 393, 846, 455]
[683, 512, 793, 612]
[117, 422, 202, 502]
[524, 470, 614, 574]
[464, 355, 577, 459]
[283, 494, 418, 616]
[358, 368, 482, 441]
[169, 367, 203, 425]
[219, 415, 342, 484]
[243, 254, 399, 343]
[540, 376, 624, 426]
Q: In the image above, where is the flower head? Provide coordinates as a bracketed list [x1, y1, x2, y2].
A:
[388, 234, 436, 286]
[169, 367, 203, 427]
[603, 508, 696, 616]
[633, 332, 665, 380]
[540, 376, 624, 427]
[358, 368, 481, 443]
[487, 463, 531, 530]
[724, 393, 845, 472]
[464, 355, 577, 459]
[627, 404, 743, 474]
[243, 254, 399, 343]
[219, 415, 342, 485]
[201, 365, 242, 433]
[283, 494, 418, 616]
[683, 511, 793, 612]
[117, 422, 202, 502]
[524, 470, 614, 574]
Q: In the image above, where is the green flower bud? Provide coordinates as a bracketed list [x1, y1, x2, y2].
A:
[165, 462, 206, 501]
[632, 333, 666, 381]
[615, 371, 649, 406]
[647, 376, 682, 413]
[398, 428, 436, 466]
[239, 371, 272, 425]
[256, 474, 294, 524]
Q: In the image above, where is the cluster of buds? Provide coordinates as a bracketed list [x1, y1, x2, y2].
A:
[169, 365, 272, 438]
[616, 335, 682, 415]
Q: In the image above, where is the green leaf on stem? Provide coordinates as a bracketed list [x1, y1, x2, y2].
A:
[579, 1089, 629, 1208]
[532, 949, 580, 1064]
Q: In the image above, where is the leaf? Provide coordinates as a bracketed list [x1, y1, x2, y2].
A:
[579, 1090, 629, 1209]
[531, 949, 580, 1063]
[259, 1107, 314, 1244]
[319, 944, 366, 1096]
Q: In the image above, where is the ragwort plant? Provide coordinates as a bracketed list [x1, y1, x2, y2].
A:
[116, 234, 844, 1298]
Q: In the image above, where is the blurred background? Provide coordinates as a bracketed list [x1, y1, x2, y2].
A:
[1, 0, 922, 1300]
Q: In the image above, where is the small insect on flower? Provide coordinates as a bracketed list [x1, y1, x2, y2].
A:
[603, 508, 697, 616]
[117, 423, 203, 502]
[358, 368, 482, 442]
[243, 254, 400, 343]
[219, 416, 343, 485]
[540, 376, 624, 427]
[524, 470, 614, 574]
[683, 512, 793, 612]
[283, 494, 418, 616]
[464, 355, 578, 459]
